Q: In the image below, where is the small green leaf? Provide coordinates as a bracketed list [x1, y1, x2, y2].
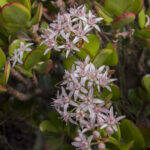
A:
[15, 65, 33, 77]
[63, 56, 77, 70]
[139, 126, 150, 148]
[93, 46, 118, 67]
[0, 85, 7, 93]
[139, 9, 146, 29]
[23, 48, 50, 69]
[94, 2, 113, 23]
[128, 0, 144, 14]
[112, 12, 135, 29]
[142, 74, 150, 94]
[120, 119, 145, 150]
[34, 60, 53, 74]
[104, 0, 131, 17]
[2, 2, 31, 25]
[76, 34, 100, 59]
[30, 3, 43, 25]
[7, 0, 31, 11]
[3, 61, 11, 85]
[0, 48, 6, 70]
[0, 0, 8, 7]
[40, 120, 58, 133]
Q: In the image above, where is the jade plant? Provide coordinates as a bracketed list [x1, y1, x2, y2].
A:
[0, 0, 150, 150]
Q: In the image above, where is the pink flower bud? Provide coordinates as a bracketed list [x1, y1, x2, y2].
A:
[98, 142, 105, 150]
[74, 137, 81, 142]
[106, 126, 114, 135]
[93, 131, 100, 138]
[97, 117, 104, 126]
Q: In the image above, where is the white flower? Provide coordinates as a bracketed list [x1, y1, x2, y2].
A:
[10, 49, 23, 67]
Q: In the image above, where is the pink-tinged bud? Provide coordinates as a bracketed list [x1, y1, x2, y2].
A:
[74, 137, 81, 142]
[106, 126, 114, 135]
[97, 117, 104, 126]
[98, 142, 105, 150]
[93, 131, 100, 138]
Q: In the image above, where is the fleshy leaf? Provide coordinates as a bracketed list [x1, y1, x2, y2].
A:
[0, 48, 6, 70]
[30, 3, 43, 25]
[139, 9, 146, 29]
[3, 61, 11, 85]
[142, 74, 150, 94]
[76, 34, 100, 59]
[0, 0, 8, 7]
[40, 120, 58, 134]
[139, 126, 150, 148]
[94, 1, 113, 23]
[2, 2, 31, 25]
[93, 46, 118, 68]
[104, 0, 131, 17]
[23, 48, 50, 69]
[0, 85, 7, 93]
[63, 56, 77, 70]
[128, 0, 144, 14]
[7, 0, 31, 11]
[120, 119, 145, 150]
[112, 12, 135, 29]
[34, 60, 53, 74]
[15, 65, 33, 77]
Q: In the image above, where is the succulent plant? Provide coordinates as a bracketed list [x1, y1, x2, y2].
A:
[94, 0, 144, 29]
[0, 0, 43, 32]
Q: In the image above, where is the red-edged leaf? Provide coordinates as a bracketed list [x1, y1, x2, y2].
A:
[112, 12, 135, 29]
[43, 60, 53, 74]
[4, 61, 11, 85]
[30, 3, 43, 25]
[0, 85, 7, 93]
[1, 2, 31, 25]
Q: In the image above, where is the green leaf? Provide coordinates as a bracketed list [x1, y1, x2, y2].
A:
[120, 119, 145, 150]
[30, 3, 43, 25]
[0, 85, 7, 93]
[104, 0, 132, 17]
[112, 12, 135, 29]
[0, 0, 8, 7]
[128, 0, 144, 14]
[139, 126, 150, 148]
[63, 56, 77, 70]
[2, 2, 31, 25]
[3, 61, 11, 85]
[93, 46, 118, 67]
[142, 74, 150, 94]
[139, 9, 146, 29]
[94, 1, 113, 23]
[15, 65, 33, 77]
[121, 141, 134, 150]
[7, 0, 31, 11]
[0, 48, 6, 70]
[34, 60, 53, 74]
[40, 120, 58, 134]
[76, 34, 100, 59]
[23, 48, 50, 69]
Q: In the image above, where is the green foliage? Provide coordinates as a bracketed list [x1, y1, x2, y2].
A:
[112, 13, 135, 29]
[0, 0, 42, 32]
[63, 56, 77, 70]
[142, 74, 150, 94]
[0, 85, 7, 93]
[77, 34, 100, 59]
[0, 48, 6, 70]
[139, 9, 146, 29]
[120, 119, 145, 150]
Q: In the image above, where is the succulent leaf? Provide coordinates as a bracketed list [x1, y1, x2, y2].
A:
[0, 48, 6, 70]
[112, 12, 135, 29]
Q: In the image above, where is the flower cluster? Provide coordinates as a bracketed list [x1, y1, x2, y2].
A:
[53, 56, 125, 150]
[41, 5, 103, 58]
[10, 42, 33, 67]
